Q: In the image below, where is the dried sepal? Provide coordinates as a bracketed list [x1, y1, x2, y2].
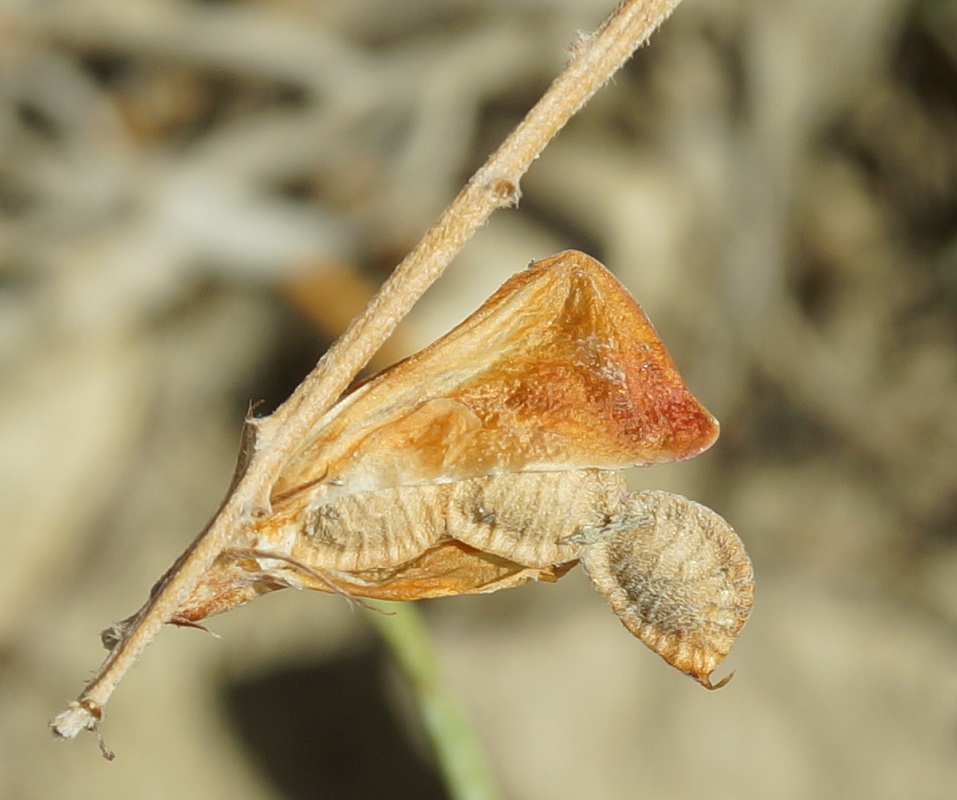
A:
[581, 490, 754, 688]
[172, 536, 576, 622]
[317, 540, 577, 601]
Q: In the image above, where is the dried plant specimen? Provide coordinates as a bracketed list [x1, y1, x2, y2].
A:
[50, 2, 730, 750]
[166, 251, 753, 687]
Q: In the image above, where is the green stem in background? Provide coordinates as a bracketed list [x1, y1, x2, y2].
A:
[368, 601, 501, 800]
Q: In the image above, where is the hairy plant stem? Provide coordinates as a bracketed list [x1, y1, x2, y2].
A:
[50, 0, 684, 750]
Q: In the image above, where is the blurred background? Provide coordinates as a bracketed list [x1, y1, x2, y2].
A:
[2, 0, 956, 797]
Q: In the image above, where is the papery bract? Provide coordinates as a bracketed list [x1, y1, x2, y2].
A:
[171, 251, 752, 686]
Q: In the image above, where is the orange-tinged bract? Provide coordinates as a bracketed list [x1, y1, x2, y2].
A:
[171, 251, 751, 686]
[270, 250, 718, 504]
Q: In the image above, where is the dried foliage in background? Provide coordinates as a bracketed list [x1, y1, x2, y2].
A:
[2, 1, 956, 799]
